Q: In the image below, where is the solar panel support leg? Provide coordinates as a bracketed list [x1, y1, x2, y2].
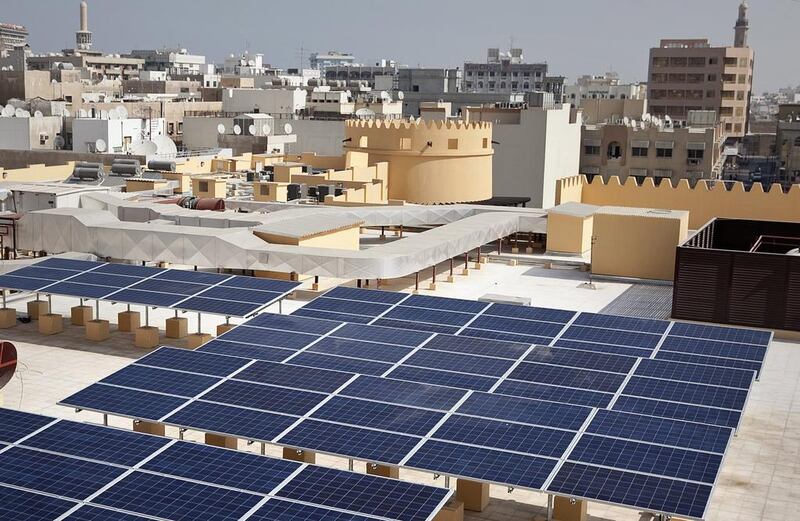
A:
[348, 459, 353, 471]
[429, 265, 437, 291]
[448, 258, 455, 283]
[444, 476, 450, 488]
[414, 272, 419, 293]
[103, 414, 107, 426]
[547, 494, 553, 521]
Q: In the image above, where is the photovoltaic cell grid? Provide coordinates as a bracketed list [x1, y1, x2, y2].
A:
[0, 408, 451, 521]
[0, 257, 299, 318]
[60, 287, 772, 520]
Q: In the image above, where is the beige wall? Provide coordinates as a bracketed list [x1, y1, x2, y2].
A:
[592, 209, 688, 280]
[0, 162, 74, 182]
[579, 99, 648, 125]
[126, 179, 169, 192]
[192, 177, 227, 198]
[254, 227, 360, 251]
[555, 175, 800, 229]
[546, 213, 593, 254]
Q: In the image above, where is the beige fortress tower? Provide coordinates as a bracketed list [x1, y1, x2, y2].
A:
[344, 119, 494, 204]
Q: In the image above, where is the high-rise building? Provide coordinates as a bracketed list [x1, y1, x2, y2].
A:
[0, 22, 28, 54]
[647, 1, 753, 138]
[463, 48, 564, 101]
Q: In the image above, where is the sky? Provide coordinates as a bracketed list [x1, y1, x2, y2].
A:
[2, 0, 799, 93]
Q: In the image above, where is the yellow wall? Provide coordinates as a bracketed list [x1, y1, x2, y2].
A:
[344, 119, 493, 204]
[192, 177, 227, 198]
[546, 213, 593, 254]
[556, 175, 800, 229]
[253, 181, 288, 202]
[126, 179, 169, 192]
[0, 162, 75, 182]
[254, 226, 360, 251]
[160, 172, 192, 193]
[175, 156, 216, 174]
[592, 209, 689, 281]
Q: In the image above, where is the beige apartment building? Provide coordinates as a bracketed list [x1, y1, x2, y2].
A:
[647, 2, 753, 138]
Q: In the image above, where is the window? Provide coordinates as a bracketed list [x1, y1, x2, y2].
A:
[656, 147, 673, 158]
[358, 136, 368, 148]
[736, 90, 745, 101]
[632, 147, 648, 157]
[707, 74, 717, 81]
[706, 90, 715, 98]
[709, 57, 718, 65]
[734, 123, 742, 133]
[259, 184, 270, 196]
[199, 181, 209, 192]
[794, 137, 800, 147]
[412, 85, 419, 92]
[482, 138, 489, 149]
[584, 145, 600, 155]
[688, 149, 704, 160]
[400, 137, 411, 151]
[607, 142, 622, 159]
[448, 139, 459, 150]
[39, 134, 48, 145]
[168, 122, 175, 135]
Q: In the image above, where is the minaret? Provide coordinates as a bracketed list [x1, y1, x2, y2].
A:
[734, 0, 749, 48]
[75, 0, 92, 51]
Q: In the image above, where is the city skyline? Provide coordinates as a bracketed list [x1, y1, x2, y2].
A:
[2, 0, 798, 93]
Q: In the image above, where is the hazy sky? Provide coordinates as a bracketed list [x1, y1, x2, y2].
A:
[3, 0, 799, 92]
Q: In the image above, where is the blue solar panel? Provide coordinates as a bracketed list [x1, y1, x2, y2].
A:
[69, 272, 142, 288]
[290, 352, 392, 376]
[572, 313, 670, 334]
[553, 338, 654, 358]
[458, 327, 552, 346]
[235, 361, 354, 393]
[248, 500, 374, 521]
[142, 441, 299, 495]
[0, 274, 49, 291]
[101, 365, 220, 397]
[406, 440, 558, 490]
[277, 420, 420, 464]
[387, 365, 496, 392]
[404, 349, 514, 377]
[547, 462, 711, 519]
[105, 289, 183, 307]
[222, 276, 298, 293]
[403, 294, 488, 314]
[43, 282, 115, 299]
[483, 303, 576, 323]
[613, 396, 742, 429]
[293, 308, 375, 324]
[332, 323, 431, 347]
[128, 278, 208, 295]
[9, 265, 77, 280]
[655, 350, 763, 375]
[245, 313, 341, 335]
[0, 485, 76, 521]
[470, 315, 565, 337]
[340, 375, 466, 411]
[64, 506, 153, 521]
[304, 297, 392, 317]
[165, 400, 297, 441]
[25, 421, 170, 466]
[219, 325, 318, 349]
[203, 380, 325, 416]
[424, 334, 529, 360]
[494, 380, 614, 408]
[93, 471, 262, 521]
[561, 325, 662, 348]
[311, 396, 445, 436]
[670, 322, 772, 346]
[586, 410, 733, 454]
[384, 306, 474, 326]
[0, 446, 125, 499]
[526, 346, 637, 374]
[373, 318, 462, 335]
[201, 286, 283, 305]
[324, 286, 408, 304]
[198, 340, 296, 362]
[137, 347, 250, 377]
[279, 465, 450, 521]
[509, 363, 625, 393]
[568, 434, 723, 483]
[94, 263, 161, 277]
[154, 269, 230, 285]
[457, 393, 591, 430]
[660, 336, 766, 361]
[635, 359, 755, 389]
[36, 258, 102, 271]
[61, 384, 186, 421]
[433, 415, 576, 457]
[308, 337, 412, 363]
[177, 296, 262, 316]
[0, 408, 54, 443]
[623, 376, 748, 410]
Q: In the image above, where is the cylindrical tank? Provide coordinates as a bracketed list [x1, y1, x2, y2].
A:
[114, 158, 141, 166]
[110, 164, 141, 176]
[73, 167, 102, 180]
[195, 198, 225, 211]
[147, 160, 176, 172]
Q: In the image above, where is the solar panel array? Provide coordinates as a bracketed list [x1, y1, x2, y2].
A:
[0, 258, 299, 318]
[61, 288, 771, 520]
[0, 407, 450, 521]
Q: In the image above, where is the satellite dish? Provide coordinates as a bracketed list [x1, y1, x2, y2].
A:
[379, 90, 389, 100]
[397, 91, 405, 100]
[355, 108, 376, 119]
[0, 341, 17, 390]
[233, 124, 242, 135]
[283, 123, 293, 134]
[622, 117, 629, 126]
[78, 109, 88, 118]
[54, 135, 65, 149]
[262, 124, 271, 135]
[117, 106, 128, 119]
[34, 110, 43, 118]
[152, 135, 178, 156]
[643, 113, 651, 122]
[108, 109, 119, 120]
[248, 124, 256, 135]
[0, 106, 11, 117]
[131, 140, 158, 156]
[95, 138, 107, 152]
[217, 123, 226, 134]
[14, 108, 24, 117]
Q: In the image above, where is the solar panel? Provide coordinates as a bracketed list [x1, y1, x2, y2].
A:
[311, 396, 445, 436]
[293, 308, 375, 324]
[340, 376, 467, 411]
[659, 336, 766, 361]
[198, 340, 296, 362]
[176, 296, 262, 316]
[93, 263, 161, 277]
[403, 294, 488, 314]
[128, 278, 208, 295]
[69, 272, 142, 288]
[635, 358, 756, 389]
[493, 379, 614, 408]
[654, 350, 763, 375]
[552, 338, 654, 358]
[200, 286, 283, 305]
[100, 365, 220, 397]
[10, 265, 77, 280]
[219, 325, 318, 349]
[64, 506, 154, 521]
[424, 334, 529, 360]
[43, 282, 116, 299]
[525, 346, 637, 374]
[303, 297, 392, 317]
[35, 258, 102, 271]
[154, 269, 230, 285]
[245, 313, 342, 335]
[547, 462, 711, 519]
[136, 346, 250, 377]
[622, 376, 748, 410]
[221, 276, 298, 293]
[61, 383, 186, 421]
[0, 408, 55, 443]
[164, 400, 297, 441]
[235, 361, 354, 393]
[387, 365, 496, 392]
[324, 286, 408, 304]
[509, 362, 626, 393]
[373, 318, 462, 335]
[572, 312, 670, 334]
[670, 322, 772, 346]
[612, 395, 742, 429]
[384, 306, 474, 326]
[459, 327, 552, 346]
[403, 349, 515, 377]
[560, 325, 662, 349]
[105, 288, 183, 307]
[247, 500, 375, 521]
[0, 485, 76, 521]
[0, 274, 49, 291]
[202, 380, 326, 416]
[308, 337, 412, 363]
[456, 393, 592, 430]
[470, 315, 566, 337]
[332, 323, 432, 347]
[289, 351, 393, 376]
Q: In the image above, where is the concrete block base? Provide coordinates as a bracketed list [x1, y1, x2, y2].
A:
[456, 479, 490, 512]
[134, 326, 160, 349]
[446, 275, 456, 283]
[428, 283, 437, 291]
[27, 300, 49, 320]
[311, 282, 320, 291]
[0, 308, 16, 328]
[432, 500, 464, 521]
[205, 433, 238, 449]
[473, 263, 482, 270]
[283, 447, 315, 463]
[511, 247, 520, 254]
[70, 305, 93, 326]
[117, 311, 140, 332]
[38, 314, 63, 335]
[86, 320, 110, 342]
[165, 317, 189, 339]
[525, 247, 534, 254]
[461, 269, 469, 276]
[216, 323, 235, 336]
[186, 333, 213, 349]
[508, 259, 518, 266]
[553, 497, 587, 521]
[366, 463, 399, 479]
[133, 421, 165, 436]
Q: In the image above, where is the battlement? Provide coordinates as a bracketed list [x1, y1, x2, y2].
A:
[345, 118, 492, 131]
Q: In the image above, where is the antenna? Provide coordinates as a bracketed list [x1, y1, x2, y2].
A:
[95, 138, 107, 153]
